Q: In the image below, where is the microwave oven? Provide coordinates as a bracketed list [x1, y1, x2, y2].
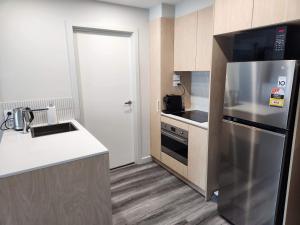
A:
[232, 25, 300, 62]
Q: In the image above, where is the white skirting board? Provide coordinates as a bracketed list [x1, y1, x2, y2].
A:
[137, 155, 152, 164]
[0, 98, 75, 126]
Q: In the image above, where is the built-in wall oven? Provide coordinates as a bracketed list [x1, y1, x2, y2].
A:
[161, 122, 188, 165]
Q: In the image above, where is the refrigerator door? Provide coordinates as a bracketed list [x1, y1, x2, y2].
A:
[224, 60, 297, 129]
[218, 120, 286, 225]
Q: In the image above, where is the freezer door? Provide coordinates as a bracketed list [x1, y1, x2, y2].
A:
[224, 60, 297, 129]
[218, 120, 286, 225]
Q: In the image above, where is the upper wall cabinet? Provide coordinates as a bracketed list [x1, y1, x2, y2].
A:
[174, 12, 198, 71]
[252, 0, 286, 27]
[196, 7, 213, 71]
[174, 7, 213, 72]
[214, 0, 253, 35]
[286, 0, 300, 22]
[214, 0, 300, 35]
[253, 0, 300, 27]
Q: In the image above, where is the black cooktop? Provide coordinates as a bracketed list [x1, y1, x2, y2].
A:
[164, 110, 208, 123]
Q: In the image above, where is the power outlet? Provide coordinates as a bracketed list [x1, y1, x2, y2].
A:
[2, 110, 14, 129]
[3, 110, 13, 119]
[173, 74, 181, 87]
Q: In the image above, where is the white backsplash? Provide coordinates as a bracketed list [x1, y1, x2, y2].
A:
[0, 97, 75, 126]
[190, 96, 209, 112]
[190, 71, 210, 112]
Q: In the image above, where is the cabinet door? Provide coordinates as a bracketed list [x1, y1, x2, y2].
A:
[161, 152, 188, 178]
[174, 12, 198, 71]
[252, 0, 286, 28]
[196, 7, 213, 71]
[286, 0, 300, 22]
[214, 0, 253, 35]
[150, 19, 161, 160]
[188, 125, 208, 191]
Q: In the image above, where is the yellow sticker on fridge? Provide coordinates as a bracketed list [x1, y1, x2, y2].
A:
[269, 87, 285, 107]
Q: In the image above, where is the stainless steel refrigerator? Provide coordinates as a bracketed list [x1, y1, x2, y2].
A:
[218, 60, 300, 225]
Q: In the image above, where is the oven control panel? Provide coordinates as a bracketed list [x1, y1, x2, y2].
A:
[161, 122, 188, 139]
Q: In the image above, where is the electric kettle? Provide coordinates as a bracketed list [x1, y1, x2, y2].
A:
[12, 107, 34, 131]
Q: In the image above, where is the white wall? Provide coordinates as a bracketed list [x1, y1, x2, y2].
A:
[149, 3, 175, 21]
[175, 0, 213, 17]
[150, 0, 213, 20]
[190, 72, 210, 112]
[0, 0, 150, 158]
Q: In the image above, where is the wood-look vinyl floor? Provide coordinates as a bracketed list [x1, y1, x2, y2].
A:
[111, 162, 229, 225]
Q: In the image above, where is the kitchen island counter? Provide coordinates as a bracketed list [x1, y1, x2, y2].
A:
[0, 120, 108, 178]
[0, 120, 112, 225]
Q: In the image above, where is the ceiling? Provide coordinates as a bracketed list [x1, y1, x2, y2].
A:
[98, 0, 184, 8]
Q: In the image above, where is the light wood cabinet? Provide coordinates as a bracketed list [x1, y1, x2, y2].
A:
[161, 152, 188, 178]
[286, 0, 300, 22]
[150, 18, 175, 160]
[174, 12, 198, 71]
[160, 116, 208, 192]
[214, 0, 300, 35]
[214, 0, 254, 35]
[188, 125, 208, 191]
[252, 0, 286, 28]
[196, 7, 213, 71]
[284, 91, 300, 225]
[174, 7, 213, 72]
[0, 154, 112, 225]
[150, 19, 162, 160]
[161, 116, 189, 130]
[253, 0, 300, 27]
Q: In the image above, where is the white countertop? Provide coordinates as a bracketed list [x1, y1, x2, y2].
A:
[0, 120, 108, 179]
[161, 112, 209, 130]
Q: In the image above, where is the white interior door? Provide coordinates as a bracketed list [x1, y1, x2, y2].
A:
[74, 30, 135, 169]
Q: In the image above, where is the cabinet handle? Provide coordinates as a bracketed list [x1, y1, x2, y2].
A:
[157, 99, 160, 112]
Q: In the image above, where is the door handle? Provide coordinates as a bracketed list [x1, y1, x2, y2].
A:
[124, 100, 132, 105]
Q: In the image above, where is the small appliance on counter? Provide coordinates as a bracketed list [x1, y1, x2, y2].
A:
[12, 107, 34, 132]
[1, 105, 58, 133]
[163, 95, 184, 113]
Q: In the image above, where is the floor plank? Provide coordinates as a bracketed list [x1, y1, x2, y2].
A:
[111, 162, 229, 225]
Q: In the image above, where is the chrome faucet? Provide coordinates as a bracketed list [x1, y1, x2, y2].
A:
[23, 113, 31, 134]
[22, 108, 48, 133]
[22, 108, 34, 134]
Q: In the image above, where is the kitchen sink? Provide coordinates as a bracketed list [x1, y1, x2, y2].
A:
[31, 122, 78, 138]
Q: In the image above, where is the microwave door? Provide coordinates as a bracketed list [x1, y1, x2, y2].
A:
[223, 60, 297, 130]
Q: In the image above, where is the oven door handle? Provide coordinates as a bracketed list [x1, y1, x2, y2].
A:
[161, 130, 188, 145]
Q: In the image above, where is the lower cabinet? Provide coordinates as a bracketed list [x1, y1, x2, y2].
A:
[161, 152, 188, 178]
[0, 154, 112, 225]
[157, 116, 208, 193]
[188, 125, 208, 191]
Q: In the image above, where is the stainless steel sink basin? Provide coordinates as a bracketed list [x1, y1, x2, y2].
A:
[31, 122, 78, 138]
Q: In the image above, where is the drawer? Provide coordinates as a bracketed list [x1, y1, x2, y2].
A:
[161, 152, 188, 178]
[161, 116, 189, 130]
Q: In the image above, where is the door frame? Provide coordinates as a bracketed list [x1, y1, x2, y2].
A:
[65, 22, 143, 164]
